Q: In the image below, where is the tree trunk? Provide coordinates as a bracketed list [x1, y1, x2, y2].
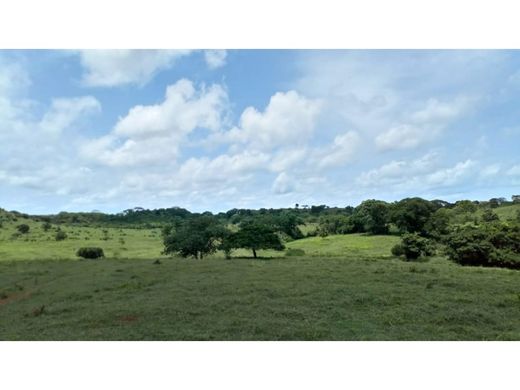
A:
[252, 248, 257, 258]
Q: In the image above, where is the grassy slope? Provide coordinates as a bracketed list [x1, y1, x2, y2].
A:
[1, 205, 519, 340]
[0, 213, 163, 260]
[1, 256, 518, 340]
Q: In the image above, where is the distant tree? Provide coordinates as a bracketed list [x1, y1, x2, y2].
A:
[225, 220, 284, 258]
[356, 200, 390, 234]
[393, 233, 435, 260]
[512, 195, 520, 204]
[424, 208, 451, 238]
[77, 247, 104, 259]
[17, 224, 30, 234]
[163, 216, 226, 259]
[390, 198, 436, 234]
[481, 208, 499, 223]
[42, 222, 52, 231]
[454, 200, 478, 213]
[55, 230, 68, 241]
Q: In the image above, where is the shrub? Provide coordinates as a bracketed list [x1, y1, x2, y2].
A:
[42, 222, 52, 231]
[17, 224, 30, 234]
[481, 208, 499, 223]
[285, 248, 306, 256]
[391, 244, 405, 257]
[77, 247, 104, 259]
[55, 230, 68, 241]
[398, 233, 435, 260]
[444, 225, 520, 269]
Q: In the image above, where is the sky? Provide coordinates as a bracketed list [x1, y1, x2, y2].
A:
[0, 49, 519, 215]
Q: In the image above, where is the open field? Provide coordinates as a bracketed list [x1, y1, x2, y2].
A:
[1, 234, 519, 340]
[1, 205, 519, 340]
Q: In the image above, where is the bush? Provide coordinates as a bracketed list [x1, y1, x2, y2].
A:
[17, 224, 30, 234]
[55, 230, 68, 241]
[398, 233, 435, 260]
[77, 247, 104, 259]
[444, 225, 520, 269]
[391, 244, 405, 257]
[285, 248, 306, 256]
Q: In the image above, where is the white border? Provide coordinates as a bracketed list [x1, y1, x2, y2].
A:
[1, 1, 520, 389]
[1, 0, 520, 48]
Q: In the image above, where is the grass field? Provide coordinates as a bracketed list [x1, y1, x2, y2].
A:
[1, 255, 519, 340]
[1, 207, 519, 340]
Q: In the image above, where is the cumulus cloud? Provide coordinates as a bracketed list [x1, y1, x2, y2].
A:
[204, 50, 227, 69]
[79, 50, 193, 87]
[82, 79, 228, 166]
[39, 96, 101, 135]
[375, 124, 438, 151]
[316, 131, 361, 169]
[375, 97, 473, 151]
[272, 172, 295, 194]
[218, 90, 321, 151]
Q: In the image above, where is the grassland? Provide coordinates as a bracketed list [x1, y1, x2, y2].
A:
[1, 254, 519, 340]
[1, 206, 519, 340]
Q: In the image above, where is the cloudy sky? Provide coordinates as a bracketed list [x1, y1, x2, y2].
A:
[0, 50, 519, 214]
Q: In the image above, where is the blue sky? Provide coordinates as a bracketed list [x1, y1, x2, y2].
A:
[0, 50, 519, 214]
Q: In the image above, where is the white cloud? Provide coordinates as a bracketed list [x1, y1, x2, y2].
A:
[480, 163, 501, 178]
[272, 172, 295, 194]
[425, 160, 476, 186]
[357, 153, 439, 188]
[79, 50, 192, 87]
[82, 79, 229, 166]
[204, 50, 227, 69]
[507, 164, 520, 176]
[316, 131, 361, 169]
[39, 96, 100, 135]
[375, 124, 439, 151]
[220, 90, 321, 151]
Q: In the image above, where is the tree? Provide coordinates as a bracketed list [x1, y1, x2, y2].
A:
[512, 195, 520, 204]
[17, 224, 30, 234]
[163, 216, 225, 259]
[481, 208, 499, 223]
[424, 208, 451, 238]
[392, 233, 435, 260]
[356, 200, 390, 234]
[390, 198, 436, 234]
[42, 221, 52, 231]
[55, 230, 68, 241]
[225, 220, 284, 258]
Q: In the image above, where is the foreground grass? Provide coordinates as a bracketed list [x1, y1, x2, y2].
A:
[1, 255, 519, 340]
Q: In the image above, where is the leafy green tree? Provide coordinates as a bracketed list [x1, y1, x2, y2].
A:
[393, 233, 435, 260]
[17, 224, 30, 234]
[424, 208, 451, 238]
[226, 220, 284, 258]
[481, 208, 499, 223]
[356, 200, 390, 234]
[163, 216, 226, 259]
[42, 222, 52, 231]
[390, 198, 436, 234]
[55, 230, 68, 241]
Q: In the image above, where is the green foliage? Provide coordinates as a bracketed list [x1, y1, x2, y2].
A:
[42, 222, 52, 231]
[481, 208, 499, 223]
[223, 220, 284, 258]
[356, 199, 390, 234]
[163, 216, 225, 259]
[391, 243, 405, 257]
[391, 198, 436, 234]
[424, 208, 451, 238]
[444, 224, 520, 269]
[397, 233, 435, 260]
[55, 230, 68, 241]
[76, 247, 104, 259]
[17, 224, 30, 234]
